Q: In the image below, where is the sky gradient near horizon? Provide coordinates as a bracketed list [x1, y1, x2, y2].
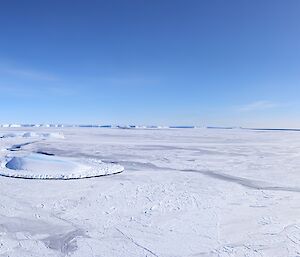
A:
[0, 0, 299, 127]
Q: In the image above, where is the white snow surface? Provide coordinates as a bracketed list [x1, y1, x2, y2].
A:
[1, 127, 300, 256]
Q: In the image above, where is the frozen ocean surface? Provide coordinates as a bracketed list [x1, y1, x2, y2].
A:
[1, 127, 300, 256]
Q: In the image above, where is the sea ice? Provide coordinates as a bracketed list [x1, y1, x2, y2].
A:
[1, 127, 300, 256]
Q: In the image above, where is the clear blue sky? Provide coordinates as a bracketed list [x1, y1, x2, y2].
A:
[0, 0, 299, 127]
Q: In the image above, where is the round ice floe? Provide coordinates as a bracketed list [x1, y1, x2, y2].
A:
[40, 132, 65, 139]
[22, 132, 65, 139]
[0, 133, 18, 138]
[22, 132, 38, 138]
[0, 153, 124, 179]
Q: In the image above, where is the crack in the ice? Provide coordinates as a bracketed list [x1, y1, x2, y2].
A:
[118, 160, 300, 193]
[182, 169, 300, 193]
[35, 150, 55, 156]
[116, 228, 159, 257]
[7, 141, 41, 151]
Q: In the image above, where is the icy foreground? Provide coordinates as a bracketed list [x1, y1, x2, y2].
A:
[1, 128, 300, 256]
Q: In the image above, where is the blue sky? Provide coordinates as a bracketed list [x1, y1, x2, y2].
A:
[0, 0, 299, 127]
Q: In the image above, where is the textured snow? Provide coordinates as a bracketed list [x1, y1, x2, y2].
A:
[1, 127, 300, 256]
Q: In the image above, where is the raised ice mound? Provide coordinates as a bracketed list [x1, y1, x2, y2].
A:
[22, 132, 65, 139]
[0, 153, 124, 179]
[0, 133, 18, 138]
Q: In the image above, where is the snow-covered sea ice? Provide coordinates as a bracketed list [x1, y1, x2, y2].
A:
[1, 127, 300, 256]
